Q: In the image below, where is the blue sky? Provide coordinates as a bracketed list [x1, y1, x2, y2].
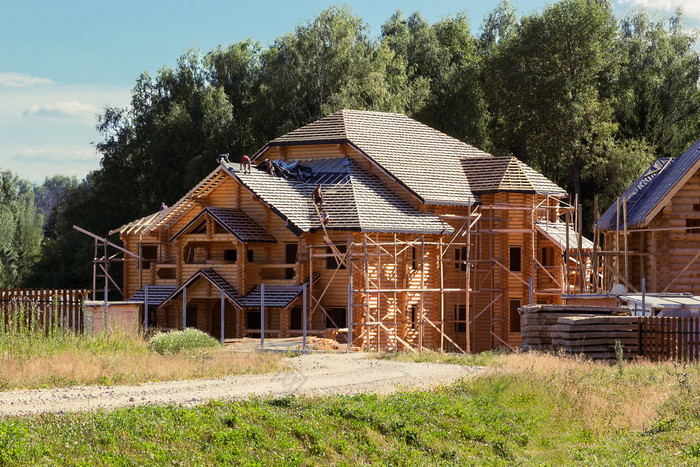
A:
[1, 0, 698, 183]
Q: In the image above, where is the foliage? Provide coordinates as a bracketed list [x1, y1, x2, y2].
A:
[0, 171, 43, 287]
[614, 10, 700, 158]
[148, 328, 220, 355]
[0, 352, 699, 465]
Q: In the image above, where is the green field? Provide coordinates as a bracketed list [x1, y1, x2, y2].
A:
[1, 351, 698, 466]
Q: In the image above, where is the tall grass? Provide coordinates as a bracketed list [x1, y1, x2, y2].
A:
[0, 302, 147, 360]
[0, 303, 281, 390]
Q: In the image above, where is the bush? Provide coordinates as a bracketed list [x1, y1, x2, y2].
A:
[148, 328, 220, 355]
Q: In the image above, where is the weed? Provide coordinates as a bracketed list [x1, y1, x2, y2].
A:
[147, 328, 220, 355]
[615, 340, 624, 375]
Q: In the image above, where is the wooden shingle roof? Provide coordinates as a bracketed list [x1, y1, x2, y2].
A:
[169, 207, 275, 244]
[597, 138, 700, 230]
[462, 156, 566, 195]
[226, 157, 453, 235]
[535, 221, 594, 251]
[266, 110, 490, 205]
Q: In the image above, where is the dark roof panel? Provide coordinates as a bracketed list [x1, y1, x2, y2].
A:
[128, 285, 177, 306]
[598, 137, 700, 230]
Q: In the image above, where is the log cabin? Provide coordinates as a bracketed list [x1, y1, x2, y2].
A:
[597, 138, 700, 295]
[110, 109, 590, 352]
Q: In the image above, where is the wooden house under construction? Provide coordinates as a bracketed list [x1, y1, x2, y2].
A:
[596, 138, 700, 295]
[105, 110, 591, 352]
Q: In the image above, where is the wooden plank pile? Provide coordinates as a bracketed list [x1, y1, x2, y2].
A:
[521, 305, 639, 360]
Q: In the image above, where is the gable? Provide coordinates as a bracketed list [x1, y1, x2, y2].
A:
[169, 207, 275, 244]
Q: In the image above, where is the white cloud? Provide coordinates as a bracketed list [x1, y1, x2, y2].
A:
[0, 72, 54, 87]
[1, 146, 101, 183]
[12, 147, 98, 164]
[618, 0, 700, 22]
[23, 101, 98, 119]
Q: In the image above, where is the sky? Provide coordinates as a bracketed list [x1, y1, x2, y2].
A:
[1, 0, 699, 184]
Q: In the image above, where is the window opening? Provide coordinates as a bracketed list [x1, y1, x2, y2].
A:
[326, 245, 347, 269]
[509, 246, 522, 272]
[509, 299, 521, 333]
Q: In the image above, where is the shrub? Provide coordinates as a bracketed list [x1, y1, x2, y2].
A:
[148, 328, 220, 355]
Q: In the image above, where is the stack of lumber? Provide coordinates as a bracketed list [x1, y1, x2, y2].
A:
[521, 305, 639, 360]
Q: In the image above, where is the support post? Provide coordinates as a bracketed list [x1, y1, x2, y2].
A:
[348, 232, 353, 353]
[104, 241, 108, 333]
[260, 284, 265, 349]
[623, 197, 629, 288]
[182, 286, 187, 329]
[220, 288, 225, 345]
[593, 196, 599, 293]
[578, 204, 585, 293]
[144, 284, 148, 332]
[93, 238, 97, 300]
[642, 278, 646, 317]
[347, 282, 351, 353]
[529, 277, 533, 305]
[565, 211, 570, 293]
[419, 235, 424, 352]
[616, 197, 620, 285]
[303, 284, 307, 353]
[439, 237, 444, 352]
[465, 205, 471, 353]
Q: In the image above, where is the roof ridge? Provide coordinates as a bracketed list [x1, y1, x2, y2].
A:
[512, 158, 536, 192]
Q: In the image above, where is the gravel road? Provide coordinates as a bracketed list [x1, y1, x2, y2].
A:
[0, 353, 484, 417]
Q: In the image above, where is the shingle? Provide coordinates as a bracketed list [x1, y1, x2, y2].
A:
[535, 221, 594, 250]
[462, 156, 566, 196]
[128, 285, 177, 306]
[597, 154, 685, 231]
[266, 110, 567, 206]
[159, 268, 317, 310]
[169, 207, 275, 243]
[227, 157, 453, 235]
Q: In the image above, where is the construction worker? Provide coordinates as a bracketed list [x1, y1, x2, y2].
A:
[240, 155, 252, 174]
[313, 184, 323, 206]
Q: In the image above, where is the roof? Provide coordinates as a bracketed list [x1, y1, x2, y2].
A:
[138, 167, 230, 236]
[169, 207, 275, 244]
[110, 210, 167, 236]
[128, 285, 178, 306]
[265, 109, 493, 206]
[160, 268, 318, 309]
[535, 221, 594, 251]
[462, 156, 566, 196]
[226, 157, 454, 235]
[598, 137, 700, 230]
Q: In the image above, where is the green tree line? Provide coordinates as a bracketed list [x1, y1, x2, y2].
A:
[9, 0, 700, 289]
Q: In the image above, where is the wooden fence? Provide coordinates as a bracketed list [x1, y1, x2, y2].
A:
[0, 288, 88, 333]
[639, 317, 700, 361]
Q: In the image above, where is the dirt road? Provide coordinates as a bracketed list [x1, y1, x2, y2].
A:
[0, 353, 484, 417]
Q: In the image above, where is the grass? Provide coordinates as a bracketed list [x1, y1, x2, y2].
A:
[0, 304, 282, 390]
[1, 351, 699, 465]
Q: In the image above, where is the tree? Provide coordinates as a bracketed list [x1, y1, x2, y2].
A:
[381, 11, 489, 148]
[483, 0, 634, 202]
[0, 170, 43, 287]
[614, 10, 700, 157]
[252, 5, 375, 141]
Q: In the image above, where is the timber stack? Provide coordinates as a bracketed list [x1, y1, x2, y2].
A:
[520, 304, 638, 359]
